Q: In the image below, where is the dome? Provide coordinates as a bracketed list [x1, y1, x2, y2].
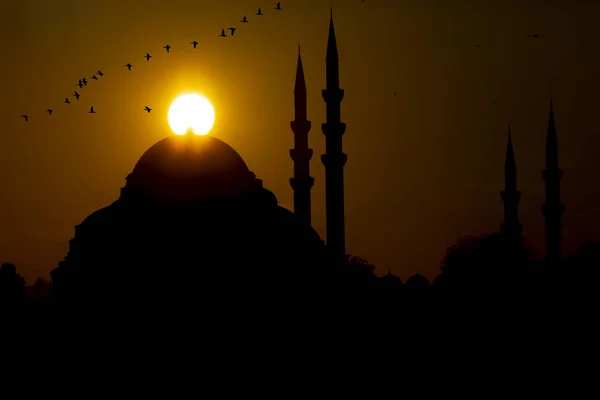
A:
[125, 134, 258, 203]
[405, 272, 430, 288]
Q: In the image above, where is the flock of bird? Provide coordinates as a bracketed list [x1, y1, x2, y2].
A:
[20, 2, 285, 122]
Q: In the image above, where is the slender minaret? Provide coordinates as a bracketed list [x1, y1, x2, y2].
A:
[321, 9, 347, 260]
[541, 99, 565, 265]
[289, 46, 314, 227]
[500, 125, 522, 240]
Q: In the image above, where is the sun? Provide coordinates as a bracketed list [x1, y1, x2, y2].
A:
[168, 93, 215, 136]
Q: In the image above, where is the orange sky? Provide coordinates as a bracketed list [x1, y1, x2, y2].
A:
[1, 0, 600, 283]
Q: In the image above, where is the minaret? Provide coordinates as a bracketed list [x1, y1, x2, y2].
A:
[541, 99, 565, 265]
[500, 125, 522, 240]
[321, 9, 347, 261]
[289, 46, 314, 227]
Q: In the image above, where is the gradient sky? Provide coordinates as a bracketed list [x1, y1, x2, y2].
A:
[1, 0, 599, 283]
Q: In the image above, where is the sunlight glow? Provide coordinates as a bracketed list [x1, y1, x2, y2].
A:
[168, 94, 215, 135]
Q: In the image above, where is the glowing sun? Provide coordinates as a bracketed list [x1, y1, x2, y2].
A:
[168, 93, 215, 135]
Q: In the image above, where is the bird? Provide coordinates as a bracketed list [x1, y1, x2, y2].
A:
[97, 70, 104, 77]
[228, 27, 237, 36]
[145, 53, 152, 61]
[393, 92, 396, 96]
[21, 114, 28, 122]
[190, 41, 199, 49]
[125, 63, 132, 70]
[88, 106, 95, 114]
[73, 91, 80, 100]
[275, 2, 281, 10]
[82, 78, 88, 86]
[218, 29, 227, 37]
[241, 16, 248, 23]
[476, 44, 481, 48]
[46, 109, 53, 115]
[91, 75, 98, 80]
[527, 33, 548, 39]
[144, 106, 152, 113]
[256, 8, 263, 15]
[163, 44, 171, 52]
[64, 97, 71, 104]
[77, 80, 84, 88]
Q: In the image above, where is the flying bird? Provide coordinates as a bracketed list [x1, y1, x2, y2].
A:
[228, 27, 237, 36]
[190, 41, 199, 49]
[163, 44, 171, 52]
[82, 78, 88, 86]
[275, 2, 281, 10]
[97, 70, 104, 77]
[88, 106, 95, 114]
[46, 109, 53, 115]
[145, 53, 152, 61]
[125, 63, 132, 70]
[77, 80, 84, 88]
[241, 16, 248, 23]
[64, 97, 71, 104]
[256, 8, 263, 15]
[73, 91, 80, 100]
[527, 33, 548, 39]
[91, 75, 98, 80]
[21, 114, 28, 122]
[218, 29, 227, 37]
[144, 106, 152, 113]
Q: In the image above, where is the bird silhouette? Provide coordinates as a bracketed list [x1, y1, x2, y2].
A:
[77, 80, 84, 88]
[228, 27, 237, 36]
[73, 91, 80, 100]
[144, 106, 152, 113]
[393, 92, 396, 96]
[64, 97, 71, 104]
[46, 109, 53, 115]
[527, 33, 548, 39]
[256, 8, 263, 15]
[91, 75, 98, 80]
[476, 44, 481, 48]
[190, 41, 199, 49]
[219, 29, 227, 37]
[145, 53, 152, 61]
[241, 16, 248, 23]
[125, 63, 132, 70]
[22, 114, 28, 122]
[275, 2, 281, 10]
[97, 70, 104, 77]
[88, 106, 95, 114]
[82, 78, 88, 86]
[163, 44, 171, 52]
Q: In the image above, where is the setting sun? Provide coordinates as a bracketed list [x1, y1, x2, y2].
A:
[168, 94, 215, 135]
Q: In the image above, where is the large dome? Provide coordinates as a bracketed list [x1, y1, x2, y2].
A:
[125, 134, 258, 203]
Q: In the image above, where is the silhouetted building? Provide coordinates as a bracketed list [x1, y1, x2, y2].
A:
[500, 125, 522, 241]
[290, 45, 314, 228]
[0, 263, 26, 303]
[541, 99, 564, 265]
[321, 9, 347, 262]
[51, 133, 331, 305]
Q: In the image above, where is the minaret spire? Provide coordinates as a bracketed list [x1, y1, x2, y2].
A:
[542, 97, 565, 265]
[289, 46, 314, 227]
[500, 125, 522, 240]
[321, 10, 347, 262]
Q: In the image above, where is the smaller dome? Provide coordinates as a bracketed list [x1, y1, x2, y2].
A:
[126, 134, 257, 203]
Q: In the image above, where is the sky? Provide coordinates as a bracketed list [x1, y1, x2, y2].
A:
[1, 0, 599, 283]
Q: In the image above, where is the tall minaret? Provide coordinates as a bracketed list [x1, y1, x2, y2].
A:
[289, 46, 314, 227]
[500, 125, 522, 240]
[541, 99, 565, 264]
[321, 9, 347, 260]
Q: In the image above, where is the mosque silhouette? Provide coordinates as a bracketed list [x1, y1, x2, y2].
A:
[40, 12, 567, 305]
